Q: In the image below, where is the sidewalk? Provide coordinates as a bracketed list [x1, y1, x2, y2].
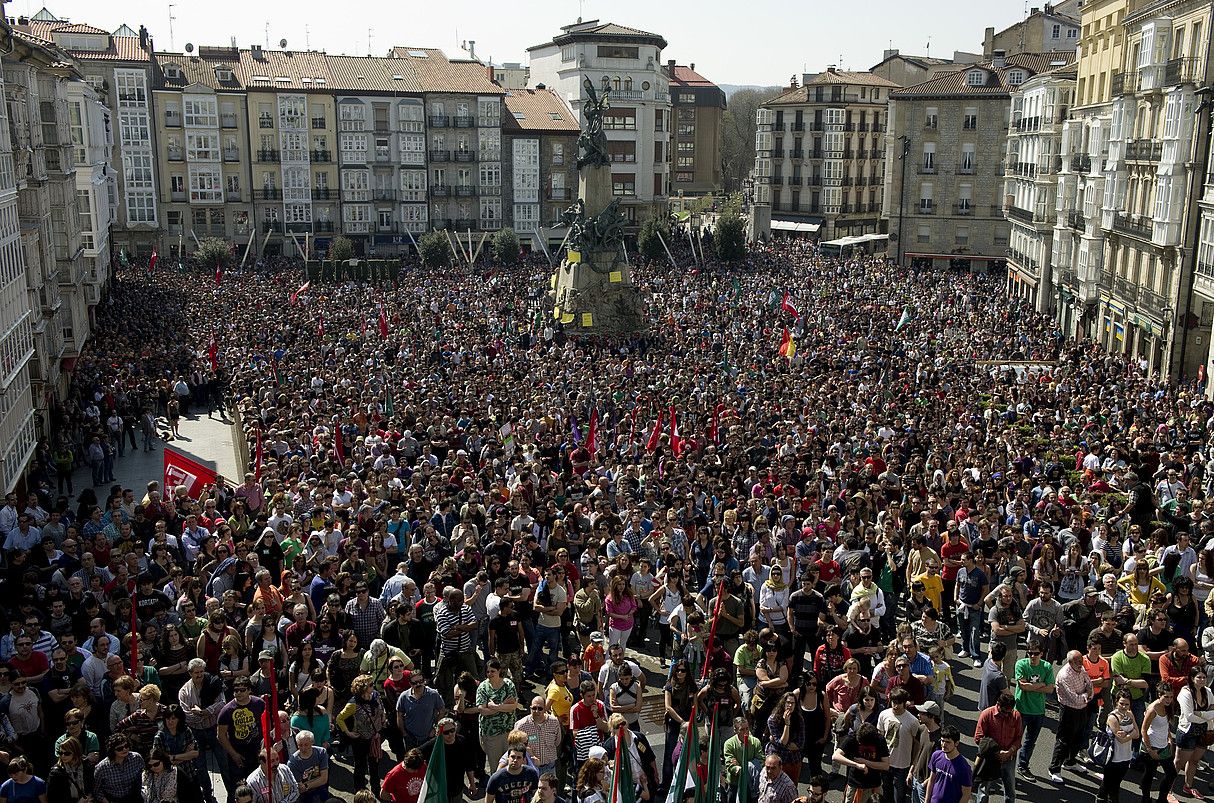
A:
[70, 409, 243, 497]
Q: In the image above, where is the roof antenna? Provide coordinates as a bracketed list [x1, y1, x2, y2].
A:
[368, 27, 373, 56]
[305, 25, 310, 51]
[264, 20, 269, 49]
[167, 4, 176, 51]
[926, 36, 931, 57]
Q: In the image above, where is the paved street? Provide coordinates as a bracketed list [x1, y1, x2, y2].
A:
[68, 406, 242, 496]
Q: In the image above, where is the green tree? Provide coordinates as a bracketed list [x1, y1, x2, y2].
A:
[419, 231, 452, 268]
[328, 235, 355, 263]
[721, 87, 782, 192]
[194, 237, 231, 269]
[715, 212, 747, 262]
[637, 216, 670, 262]
[491, 228, 521, 265]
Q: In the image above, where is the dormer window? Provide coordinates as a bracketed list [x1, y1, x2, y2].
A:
[966, 70, 987, 87]
[1008, 70, 1027, 85]
[164, 64, 182, 80]
[215, 68, 233, 82]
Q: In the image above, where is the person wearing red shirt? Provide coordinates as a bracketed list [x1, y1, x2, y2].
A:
[7, 636, 48, 682]
[569, 681, 607, 764]
[381, 749, 427, 803]
[1159, 639, 1199, 690]
[939, 528, 970, 623]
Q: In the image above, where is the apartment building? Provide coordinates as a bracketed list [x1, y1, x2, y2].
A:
[528, 20, 671, 228]
[501, 87, 579, 246]
[1004, 65, 1075, 313]
[983, 2, 1081, 57]
[884, 51, 1073, 270]
[389, 47, 506, 246]
[65, 79, 115, 346]
[662, 62, 725, 197]
[0, 23, 42, 488]
[154, 47, 253, 257]
[869, 50, 977, 87]
[755, 69, 895, 240]
[15, 11, 159, 261]
[1054, 0, 1126, 338]
[237, 47, 338, 258]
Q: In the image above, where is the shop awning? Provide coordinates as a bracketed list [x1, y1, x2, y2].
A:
[771, 220, 821, 233]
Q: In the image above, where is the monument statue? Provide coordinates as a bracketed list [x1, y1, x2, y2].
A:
[548, 77, 645, 332]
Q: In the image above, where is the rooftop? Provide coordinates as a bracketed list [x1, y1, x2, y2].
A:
[891, 52, 1075, 98]
[502, 88, 580, 132]
[529, 19, 668, 52]
[667, 65, 717, 89]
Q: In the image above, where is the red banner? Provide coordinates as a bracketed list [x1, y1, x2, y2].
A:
[163, 447, 218, 499]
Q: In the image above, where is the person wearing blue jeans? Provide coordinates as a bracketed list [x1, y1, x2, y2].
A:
[525, 567, 567, 679]
[956, 555, 989, 667]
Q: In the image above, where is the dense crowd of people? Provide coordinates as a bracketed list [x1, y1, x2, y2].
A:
[0, 236, 1211, 803]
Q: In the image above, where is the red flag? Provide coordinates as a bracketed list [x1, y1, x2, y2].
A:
[778, 327, 793, 358]
[629, 406, 639, 445]
[587, 409, 599, 453]
[208, 333, 218, 372]
[149, 249, 158, 272]
[645, 409, 663, 452]
[163, 447, 218, 500]
[214, 262, 223, 286]
[290, 281, 310, 305]
[378, 306, 389, 339]
[255, 430, 264, 482]
[781, 290, 801, 318]
[317, 315, 325, 337]
[669, 406, 682, 458]
[1201, 363, 1207, 384]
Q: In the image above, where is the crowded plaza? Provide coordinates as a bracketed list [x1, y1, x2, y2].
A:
[5, 233, 1214, 803]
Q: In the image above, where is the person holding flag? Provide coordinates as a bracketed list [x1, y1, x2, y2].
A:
[417, 719, 478, 803]
[723, 717, 762, 803]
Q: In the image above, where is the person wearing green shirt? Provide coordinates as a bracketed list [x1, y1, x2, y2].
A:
[723, 716, 763, 803]
[1014, 644, 1055, 776]
[1111, 633, 1152, 724]
[734, 634, 761, 709]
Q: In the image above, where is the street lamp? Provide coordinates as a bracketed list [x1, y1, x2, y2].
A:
[895, 134, 910, 265]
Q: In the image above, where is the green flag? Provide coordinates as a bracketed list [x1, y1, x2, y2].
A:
[417, 733, 447, 803]
[698, 709, 723, 803]
[896, 306, 912, 331]
[385, 385, 395, 416]
[610, 728, 637, 803]
[664, 719, 699, 803]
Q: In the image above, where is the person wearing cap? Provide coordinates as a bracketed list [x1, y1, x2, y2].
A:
[988, 584, 1025, 680]
[907, 700, 943, 803]
[1061, 585, 1110, 651]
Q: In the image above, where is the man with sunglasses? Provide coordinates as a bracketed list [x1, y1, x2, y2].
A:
[396, 672, 445, 751]
[515, 696, 561, 776]
[1012, 643, 1054, 779]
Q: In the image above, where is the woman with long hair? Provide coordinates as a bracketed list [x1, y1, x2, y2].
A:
[327, 630, 363, 702]
[287, 641, 321, 703]
[335, 674, 387, 794]
[1033, 543, 1061, 591]
[452, 671, 488, 787]
[46, 737, 91, 803]
[649, 568, 684, 667]
[661, 658, 695, 790]
[217, 634, 248, 693]
[1058, 542, 1089, 603]
[575, 758, 609, 803]
[1165, 577, 1200, 646]
[1139, 682, 1178, 803]
[604, 574, 638, 648]
[750, 639, 789, 738]
[290, 687, 332, 750]
[759, 563, 790, 634]
[1098, 691, 1139, 803]
[766, 690, 805, 784]
[798, 672, 830, 778]
[1175, 667, 1214, 797]
[157, 625, 194, 701]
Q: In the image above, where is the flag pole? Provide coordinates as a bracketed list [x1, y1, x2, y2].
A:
[701, 576, 725, 680]
[609, 725, 623, 803]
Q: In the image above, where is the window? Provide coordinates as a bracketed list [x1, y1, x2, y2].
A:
[955, 226, 970, 245]
[966, 70, 987, 87]
[115, 70, 147, 108]
[77, 189, 94, 250]
[677, 156, 694, 168]
[478, 99, 500, 128]
[1008, 70, 1026, 85]
[925, 107, 938, 129]
[608, 141, 637, 163]
[480, 196, 501, 224]
[378, 209, 394, 230]
[341, 169, 369, 201]
[188, 167, 223, 203]
[1052, 23, 1061, 39]
[922, 143, 935, 170]
[341, 133, 367, 162]
[170, 175, 185, 193]
[400, 133, 424, 165]
[479, 162, 501, 187]
[963, 107, 977, 129]
[164, 64, 182, 80]
[612, 173, 636, 196]
[400, 170, 427, 201]
[338, 103, 366, 132]
[186, 132, 219, 161]
[561, 46, 575, 62]
[183, 96, 218, 128]
[654, 110, 664, 132]
[960, 144, 975, 172]
[919, 181, 933, 212]
[604, 109, 637, 130]
[597, 45, 639, 60]
[119, 110, 150, 146]
[917, 224, 931, 243]
[126, 191, 156, 224]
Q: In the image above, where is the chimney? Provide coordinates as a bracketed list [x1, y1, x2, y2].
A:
[828, 66, 837, 74]
[790, 75, 799, 89]
[883, 48, 899, 60]
[667, 59, 675, 73]
[689, 62, 694, 71]
[251, 44, 263, 59]
[139, 25, 148, 49]
[992, 49, 1006, 69]
[1030, 6, 1040, 13]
